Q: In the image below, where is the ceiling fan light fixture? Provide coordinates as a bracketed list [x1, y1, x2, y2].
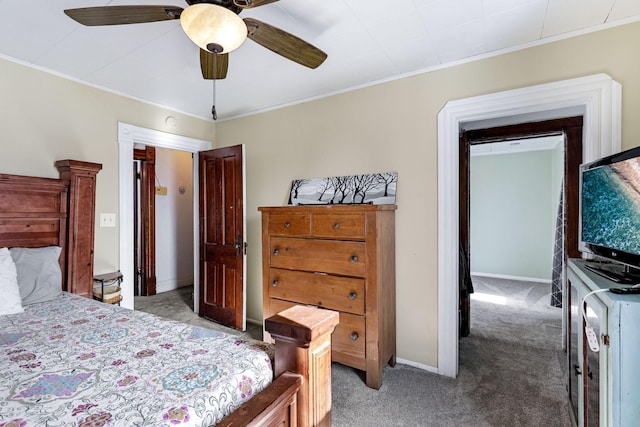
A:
[180, 4, 247, 54]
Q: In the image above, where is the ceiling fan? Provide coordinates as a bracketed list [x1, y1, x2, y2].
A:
[63, 0, 328, 81]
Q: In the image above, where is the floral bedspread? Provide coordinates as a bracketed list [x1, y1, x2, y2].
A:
[0, 293, 273, 427]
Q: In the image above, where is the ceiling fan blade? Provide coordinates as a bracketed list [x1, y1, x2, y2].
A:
[200, 50, 229, 80]
[233, 0, 280, 9]
[64, 6, 183, 26]
[244, 18, 327, 69]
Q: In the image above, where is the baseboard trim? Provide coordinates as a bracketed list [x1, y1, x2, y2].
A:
[471, 272, 551, 285]
[396, 358, 439, 374]
[247, 317, 262, 327]
[156, 278, 194, 294]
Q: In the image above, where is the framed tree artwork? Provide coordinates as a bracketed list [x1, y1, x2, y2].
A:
[288, 172, 397, 205]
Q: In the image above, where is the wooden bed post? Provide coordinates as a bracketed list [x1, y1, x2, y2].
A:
[55, 160, 102, 298]
[218, 306, 338, 427]
[266, 306, 339, 427]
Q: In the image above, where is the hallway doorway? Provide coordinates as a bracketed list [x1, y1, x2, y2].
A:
[436, 74, 622, 377]
[458, 117, 582, 337]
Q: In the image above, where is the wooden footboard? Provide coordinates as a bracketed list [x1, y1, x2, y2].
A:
[219, 306, 339, 427]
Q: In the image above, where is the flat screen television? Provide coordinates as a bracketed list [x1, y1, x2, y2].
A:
[579, 145, 640, 284]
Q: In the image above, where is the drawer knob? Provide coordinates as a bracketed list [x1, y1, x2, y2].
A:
[333, 223, 340, 229]
[349, 292, 357, 300]
[272, 280, 278, 287]
[350, 332, 359, 341]
[350, 255, 358, 263]
[273, 248, 279, 255]
[284, 222, 290, 228]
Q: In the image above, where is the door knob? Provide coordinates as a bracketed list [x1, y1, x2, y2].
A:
[233, 235, 245, 257]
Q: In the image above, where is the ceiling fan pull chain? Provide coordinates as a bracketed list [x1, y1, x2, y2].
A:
[211, 53, 217, 121]
[212, 78, 217, 121]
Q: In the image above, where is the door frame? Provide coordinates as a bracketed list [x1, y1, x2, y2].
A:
[436, 74, 621, 378]
[118, 122, 212, 310]
[459, 117, 582, 337]
[134, 146, 157, 296]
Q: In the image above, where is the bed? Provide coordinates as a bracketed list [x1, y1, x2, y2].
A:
[0, 162, 338, 427]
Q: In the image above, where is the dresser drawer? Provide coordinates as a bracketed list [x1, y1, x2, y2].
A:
[268, 269, 365, 315]
[312, 213, 365, 239]
[270, 237, 366, 277]
[268, 297, 298, 319]
[268, 298, 365, 361]
[268, 213, 310, 236]
[332, 312, 365, 360]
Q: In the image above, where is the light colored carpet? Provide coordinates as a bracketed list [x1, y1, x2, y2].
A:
[330, 276, 569, 427]
[134, 286, 263, 340]
[135, 278, 570, 426]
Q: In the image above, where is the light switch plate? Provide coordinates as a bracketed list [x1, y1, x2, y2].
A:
[99, 213, 116, 228]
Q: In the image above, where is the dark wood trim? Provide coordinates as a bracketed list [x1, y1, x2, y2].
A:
[133, 148, 146, 159]
[564, 123, 583, 258]
[459, 132, 471, 264]
[462, 116, 583, 143]
[458, 132, 471, 337]
[133, 161, 140, 296]
[134, 147, 156, 296]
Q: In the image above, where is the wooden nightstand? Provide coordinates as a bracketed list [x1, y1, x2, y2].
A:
[93, 271, 123, 305]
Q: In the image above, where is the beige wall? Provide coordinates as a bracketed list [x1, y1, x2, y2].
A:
[216, 21, 640, 368]
[0, 59, 214, 274]
[2, 21, 640, 370]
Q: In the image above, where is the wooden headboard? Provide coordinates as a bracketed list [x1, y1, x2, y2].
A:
[0, 160, 102, 297]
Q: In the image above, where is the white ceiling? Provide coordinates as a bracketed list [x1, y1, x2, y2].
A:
[2, 0, 640, 121]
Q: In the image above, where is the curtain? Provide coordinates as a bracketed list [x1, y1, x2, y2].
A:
[550, 182, 564, 307]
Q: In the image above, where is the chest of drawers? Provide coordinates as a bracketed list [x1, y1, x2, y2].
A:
[259, 205, 396, 389]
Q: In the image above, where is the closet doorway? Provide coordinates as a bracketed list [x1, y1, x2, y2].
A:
[133, 146, 195, 298]
[458, 116, 583, 336]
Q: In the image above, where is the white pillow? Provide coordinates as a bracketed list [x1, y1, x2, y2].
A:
[0, 247, 24, 315]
